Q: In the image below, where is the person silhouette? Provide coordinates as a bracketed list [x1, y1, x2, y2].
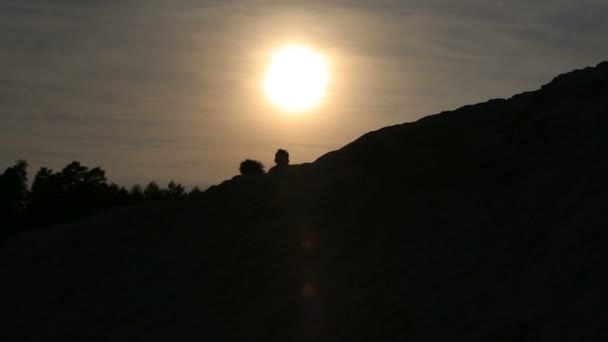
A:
[269, 149, 289, 173]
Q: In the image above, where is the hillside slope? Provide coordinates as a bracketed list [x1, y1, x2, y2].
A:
[2, 62, 608, 341]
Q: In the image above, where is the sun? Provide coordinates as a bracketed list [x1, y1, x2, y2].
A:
[264, 45, 330, 112]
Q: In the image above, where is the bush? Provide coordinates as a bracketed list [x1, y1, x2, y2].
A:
[239, 159, 265, 175]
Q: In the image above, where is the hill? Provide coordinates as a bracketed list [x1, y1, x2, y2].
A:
[2, 61, 608, 340]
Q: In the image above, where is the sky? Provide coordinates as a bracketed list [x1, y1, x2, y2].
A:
[1, 0, 607, 189]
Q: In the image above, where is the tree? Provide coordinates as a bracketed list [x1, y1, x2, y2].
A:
[189, 186, 202, 196]
[31, 167, 56, 195]
[84, 167, 107, 185]
[144, 181, 163, 200]
[167, 181, 185, 199]
[130, 184, 144, 201]
[60, 161, 88, 189]
[0, 160, 30, 240]
[29, 167, 62, 227]
[239, 159, 265, 175]
[107, 183, 130, 205]
[0, 160, 29, 218]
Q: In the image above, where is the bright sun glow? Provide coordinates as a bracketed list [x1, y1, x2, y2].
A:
[264, 45, 330, 112]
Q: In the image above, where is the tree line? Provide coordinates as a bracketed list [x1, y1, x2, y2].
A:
[1, 149, 291, 243]
[0, 160, 199, 243]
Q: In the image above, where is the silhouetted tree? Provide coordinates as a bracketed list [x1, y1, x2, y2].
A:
[58, 162, 113, 221]
[30, 167, 58, 196]
[130, 184, 144, 201]
[0, 160, 29, 213]
[26, 161, 119, 229]
[84, 167, 107, 185]
[144, 181, 164, 200]
[187, 186, 204, 199]
[0, 160, 30, 238]
[167, 180, 186, 199]
[108, 183, 130, 205]
[29, 167, 62, 227]
[239, 159, 265, 175]
[61, 161, 89, 189]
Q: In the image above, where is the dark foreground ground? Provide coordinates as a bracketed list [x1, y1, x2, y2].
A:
[2, 62, 608, 340]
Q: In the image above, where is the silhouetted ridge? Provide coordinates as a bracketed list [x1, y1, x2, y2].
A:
[314, 61, 608, 172]
[542, 60, 608, 91]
